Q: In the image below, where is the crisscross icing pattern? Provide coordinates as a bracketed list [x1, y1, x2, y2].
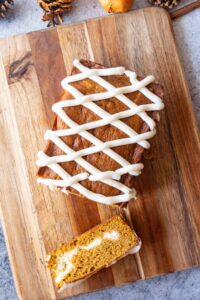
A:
[37, 59, 164, 205]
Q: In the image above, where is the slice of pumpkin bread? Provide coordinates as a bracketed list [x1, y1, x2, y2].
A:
[47, 215, 141, 291]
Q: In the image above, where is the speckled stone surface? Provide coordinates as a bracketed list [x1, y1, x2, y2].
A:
[0, 1, 200, 300]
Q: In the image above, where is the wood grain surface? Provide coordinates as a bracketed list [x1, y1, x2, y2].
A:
[0, 7, 200, 300]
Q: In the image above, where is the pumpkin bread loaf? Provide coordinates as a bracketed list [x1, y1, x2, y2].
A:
[37, 59, 164, 205]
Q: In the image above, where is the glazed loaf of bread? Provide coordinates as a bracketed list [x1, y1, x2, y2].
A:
[37, 59, 164, 205]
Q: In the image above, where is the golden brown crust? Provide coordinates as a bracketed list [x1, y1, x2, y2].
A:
[37, 60, 164, 202]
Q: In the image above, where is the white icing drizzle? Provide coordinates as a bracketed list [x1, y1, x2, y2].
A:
[55, 230, 119, 284]
[37, 59, 164, 205]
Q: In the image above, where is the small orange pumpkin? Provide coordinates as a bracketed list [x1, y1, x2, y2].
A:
[98, 0, 134, 13]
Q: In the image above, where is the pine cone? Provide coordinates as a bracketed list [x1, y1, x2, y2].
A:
[149, 0, 180, 8]
[0, 0, 14, 18]
[37, 0, 73, 27]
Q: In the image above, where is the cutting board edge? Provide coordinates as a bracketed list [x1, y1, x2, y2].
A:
[0, 7, 169, 41]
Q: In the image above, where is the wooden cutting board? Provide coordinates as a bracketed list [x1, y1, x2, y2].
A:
[0, 7, 200, 300]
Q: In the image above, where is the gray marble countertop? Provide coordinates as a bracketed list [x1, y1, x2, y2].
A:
[0, 1, 200, 299]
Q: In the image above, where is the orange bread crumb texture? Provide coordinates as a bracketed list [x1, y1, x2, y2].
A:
[47, 215, 139, 289]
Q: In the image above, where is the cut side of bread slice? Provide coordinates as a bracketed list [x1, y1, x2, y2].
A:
[47, 215, 141, 291]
